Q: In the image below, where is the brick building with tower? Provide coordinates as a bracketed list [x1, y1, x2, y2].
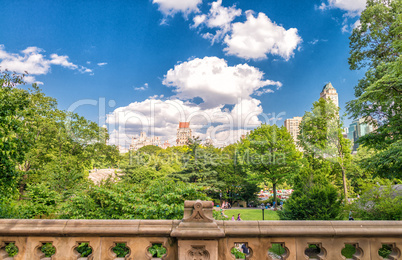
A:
[176, 122, 192, 146]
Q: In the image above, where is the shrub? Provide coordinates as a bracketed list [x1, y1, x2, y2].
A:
[279, 183, 343, 220]
[351, 184, 402, 220]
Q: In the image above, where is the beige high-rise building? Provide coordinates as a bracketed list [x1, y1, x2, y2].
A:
[320, 82, 339, 107]
[284, 116, 303, 145]
[161, 140, 171, 149]
[129, 131, 161, 151]
[176, 122, 192, 146]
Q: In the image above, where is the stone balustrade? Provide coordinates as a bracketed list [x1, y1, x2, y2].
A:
[0, 200, 401, 259]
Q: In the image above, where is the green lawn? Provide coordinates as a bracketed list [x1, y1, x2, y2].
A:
[223, 209, 280, 220]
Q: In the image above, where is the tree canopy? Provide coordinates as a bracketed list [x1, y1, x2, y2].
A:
[347, 0, 402, 178]
[239, 124, 301, 206]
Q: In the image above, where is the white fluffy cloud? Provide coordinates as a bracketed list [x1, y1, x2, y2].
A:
[319, 0, 366, 15]
[223, 11, 302, 60]
[153, 0, 202, 17]
[107, 56, 282, 147]
[106, 97, 263, 148]
[162, 56, 281, 108]
[192, 0, 241, 43]
[318, 0, 366, 33]
[0, 45, 92, 83]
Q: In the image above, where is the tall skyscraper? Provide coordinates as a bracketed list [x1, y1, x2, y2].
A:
[176, 122, 192, 146]
[284, 116, 303, 146]
[320, 82, 339, 107]
[347, 117, 377, 151]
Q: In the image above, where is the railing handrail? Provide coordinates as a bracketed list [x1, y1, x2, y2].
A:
[1, 219, 401, 237]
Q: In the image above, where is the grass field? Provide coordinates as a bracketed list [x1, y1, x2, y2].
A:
[222, 209, 280, 220]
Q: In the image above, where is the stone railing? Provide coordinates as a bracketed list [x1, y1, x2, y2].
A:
[0, 200, 401, 259]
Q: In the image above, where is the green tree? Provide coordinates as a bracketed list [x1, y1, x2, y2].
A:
[239, 124, 301, 207]
[0, 70, 32, 197]
[347, 0, 402, 177]
[349, 145, 401, 193]
[60, 179, 209, 220]
[137, 145, 162, 155]
[299, 98, 352, 201]
[15, 85, 118, 199]
[169, 137, 223, 188]
[214, 143, 259, 206]
[278, 166, 343, 220]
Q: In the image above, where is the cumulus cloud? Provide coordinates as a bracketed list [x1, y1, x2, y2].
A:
[107, 56, 283, 147]
[97, 62, 107, 66]
[106, 97, 264, 148]
[319, 0, 366, 16]
[223, 11, 302, 60]
[192, 0, 241, 43]
[0, 45, 92, 83]
[318, 0, 366, 33]
[162, 56, 281, 108]
[153, 0, 202, 17]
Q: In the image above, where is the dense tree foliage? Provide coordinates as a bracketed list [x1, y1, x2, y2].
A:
[299, 98, 352, 201]
[60, 179, 208, 220]
[0, 71, 32, 197]
[169, 138, 221, 187]
[278, 167, 343, 220]
[214, 143, 259, 206]
[238, 124, 301, 207]
[0, 71, 122, 218]
[2, 20, 401, 223]
[347, 0, 402, 178]
[279, 98, 349, 220]
[350, 184, 402, 220]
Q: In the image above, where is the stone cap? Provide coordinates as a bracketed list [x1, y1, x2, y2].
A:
[171, 200, 225, 238]
[183, 200, 214, 222]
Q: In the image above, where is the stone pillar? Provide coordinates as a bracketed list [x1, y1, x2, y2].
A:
[171, 200, 224, 260]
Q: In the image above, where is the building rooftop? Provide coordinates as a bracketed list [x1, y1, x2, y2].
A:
[179, 122, 190, 128]
[322, 82, 335, 92]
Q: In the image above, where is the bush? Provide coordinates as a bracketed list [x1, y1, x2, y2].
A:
[19, 183, 60, 219]
[351, 184, 402, 220]
[148, 244, 166, 258]
[5, 243, 18, 257]
[76, 243, 92, 257]
[113, 243, 130, 257]
[231, 247, 245, 259]
[0, 200, 20, 219]
[279, 183, 343, 220]
[60, 179, 210, 220]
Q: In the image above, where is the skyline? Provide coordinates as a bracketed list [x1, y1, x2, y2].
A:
[0, 0, 367, 147]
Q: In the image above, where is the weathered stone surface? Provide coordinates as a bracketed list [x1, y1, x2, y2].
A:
[0, 201, 401, 259]
[178, 240, 217, 260]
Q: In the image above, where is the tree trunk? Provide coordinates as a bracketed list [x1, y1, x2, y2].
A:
[341, 166, 348, 202]
[273, 182, 277, 209]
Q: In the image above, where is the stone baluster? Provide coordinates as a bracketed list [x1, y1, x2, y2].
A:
[0, 201, 401, 259]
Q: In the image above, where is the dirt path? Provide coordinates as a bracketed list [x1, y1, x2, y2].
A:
[89, 169, 122, 184]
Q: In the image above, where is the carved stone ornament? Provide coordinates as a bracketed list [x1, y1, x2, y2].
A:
[186, 245, 210, 260]
[183, 200, 214, 223]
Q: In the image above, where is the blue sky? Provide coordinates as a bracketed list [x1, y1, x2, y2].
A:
[0, 0, 366, 147]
